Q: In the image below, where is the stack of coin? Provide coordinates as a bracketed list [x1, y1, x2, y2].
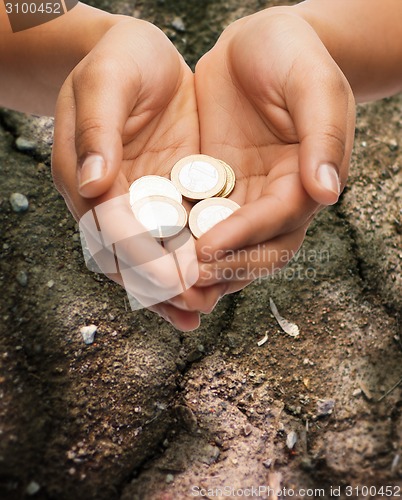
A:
[129, 157, 239, 240]
[170, 154, 235, 201]
[217, 160, 236, 198]
[129, 175, 187, 239]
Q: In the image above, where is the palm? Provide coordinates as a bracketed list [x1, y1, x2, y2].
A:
[52, 24, 221, 330]
[194, 25, 318, 274]
[54, 56, 198, 219]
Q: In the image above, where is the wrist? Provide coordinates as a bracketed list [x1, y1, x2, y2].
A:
[291, 0, 402, 102]
[62, 5, 132, 61]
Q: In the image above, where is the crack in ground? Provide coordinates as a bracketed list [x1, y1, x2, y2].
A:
[334, 200, 402, 330]
[116, 292, 241, 497]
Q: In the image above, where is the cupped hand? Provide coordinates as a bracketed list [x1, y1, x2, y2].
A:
[194, 8, 356, 290]
[52, 19, 225, 330]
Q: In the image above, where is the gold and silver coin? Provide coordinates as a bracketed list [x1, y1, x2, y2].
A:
[131, 195, 188, 239]
[188, 197, 240, 239]
[170, 154, 227, 201]
[129, 175, 182, 206]
[217, 160, 236, 198]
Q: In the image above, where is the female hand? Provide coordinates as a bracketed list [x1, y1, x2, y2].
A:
[52, 19, 225, 331]
[194, 8, 355, 291]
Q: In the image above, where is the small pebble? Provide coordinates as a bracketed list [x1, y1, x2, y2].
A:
[243, 423, 253, 436]
[16, 271, 28, 287]
[171, 16, 185, 32]
[286, 431, 297, 450]
[26, 481, 40, 495]
[262, 458, 272, 469]
[10, 193, 29, 212]
[15, 137, 36, 151]
[165, 473, 174, 484]
[316, 399, 335, 417]
[80, 325, 98, 345]
[175, 405, 197, 433]
[47, 280, 55, 288]
[200, 444, 220, 465]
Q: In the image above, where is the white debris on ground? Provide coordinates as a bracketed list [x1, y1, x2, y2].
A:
[80, 325, 98, 345]
[257, 331, 268, 346]
[286, 431, 298, 450]
[269, 298, 300, 337]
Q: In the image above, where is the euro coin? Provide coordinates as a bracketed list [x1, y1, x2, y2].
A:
[217, 160, 236, 198]
[131, 195, 187, 239]
[129, 175, 182, 205]
[170, 154, 227, 201]
[188, 197, 240, 239]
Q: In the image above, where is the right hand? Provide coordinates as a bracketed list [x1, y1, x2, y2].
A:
[52, 19, 225, 331]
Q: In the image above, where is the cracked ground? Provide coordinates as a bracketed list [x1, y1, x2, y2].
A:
[0, 0, 402, 499]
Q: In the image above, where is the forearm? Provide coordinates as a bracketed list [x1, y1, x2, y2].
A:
[0, 2, 127, 115]
[293, 0, 402, 103]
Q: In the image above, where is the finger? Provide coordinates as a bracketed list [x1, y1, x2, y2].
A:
[227, 14, 355, 205]
[197, 171, 317, 261]
[285, 31, 356, 205]
[294, 70, 355, 205]
[80, 193, 193, 306]
[196, 226, 307, 286]
[149, 303, 201, 332]
[72, 54, 140, 198]
[168, 282, 228, 313]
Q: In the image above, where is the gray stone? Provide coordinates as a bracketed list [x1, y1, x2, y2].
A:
[16, 271, 28, 287]
[171, 16, 185, 32]
[316, 399, 335, 417]
[15, 137, 36, 152]
[10, 192, 29, 212]
[26, 481, 40, 495]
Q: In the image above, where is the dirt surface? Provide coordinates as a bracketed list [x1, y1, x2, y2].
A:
[1, 1, 401, 499]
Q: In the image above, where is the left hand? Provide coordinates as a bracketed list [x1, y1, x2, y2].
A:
[52, 19, 225, 330]
[194, 8, 355, 291]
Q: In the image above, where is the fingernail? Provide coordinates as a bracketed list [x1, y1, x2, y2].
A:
[316, 163, 340, 198]
[79, 154, 105, 190]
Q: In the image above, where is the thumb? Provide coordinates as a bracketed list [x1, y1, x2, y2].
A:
[293, 65, 356, 205]
[72, 58, 137, 198]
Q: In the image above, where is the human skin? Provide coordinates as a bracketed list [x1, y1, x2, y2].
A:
[0, 2, 221, 331]
[194, 0, 402, 290]
[52, 19, 225, 331]
[1, 1, 402, 329]
[0, 2, 118, 116]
